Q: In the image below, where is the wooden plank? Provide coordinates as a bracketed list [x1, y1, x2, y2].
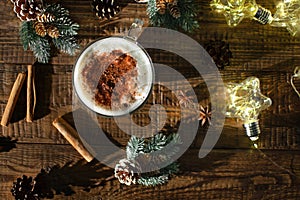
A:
[0, 61, 299, 149]
[0, 145, 300, 199]
[1, 0, 299, 69]
[0, 0, 300, 198]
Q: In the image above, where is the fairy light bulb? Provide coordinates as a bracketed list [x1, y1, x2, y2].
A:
[225, 77, 272, 141]
[271, 0, 300, 36]
[210, 0, 273, 26]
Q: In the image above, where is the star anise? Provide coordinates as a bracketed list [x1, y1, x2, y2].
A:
[177, 90, 194, 107]
[198, 105, 211, 126]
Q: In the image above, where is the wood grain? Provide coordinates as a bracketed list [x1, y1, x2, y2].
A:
[0, 145, 300, 200]
[1, 72, 26, 126]
[1, 0, 300, 199]
[53, 117, 94, 162]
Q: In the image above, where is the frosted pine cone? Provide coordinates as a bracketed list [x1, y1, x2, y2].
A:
[114, 159, 141, 186]
[11, 0, 43, 21]
[92, 0, 120, 20]
[47, 25, 60, 38]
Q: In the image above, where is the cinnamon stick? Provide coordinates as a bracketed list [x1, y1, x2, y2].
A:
[52, 117, 94, 162]
[26, 64, 36, 122]
[1, 72, 26, 127]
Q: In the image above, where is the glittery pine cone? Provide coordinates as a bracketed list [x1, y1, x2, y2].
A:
[92, 0, 120, 20]
[156, 0, 167, 15]
[36, 12, 55, 23]
[47, 25, 60, 38]
[204, 40, 232, 70]
[33, 21, 47, 37]
[11, 0, 43, 21]
[114, 158, 141, 186]
[11, 175, 39, 200]
[168, 0, 180, 19]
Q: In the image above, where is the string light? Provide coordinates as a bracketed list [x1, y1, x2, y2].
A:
[211, 0, 300, 36]
[210, 0, 273, 26]
[271, 0, 300, 36]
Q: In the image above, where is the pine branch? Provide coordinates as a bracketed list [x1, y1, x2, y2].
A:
[45, 4, 69, 18]
[20, 21, 51, 63]
[54, 17, 79, 36]
[159, 162, 180, 176]
[46, 3, 80, 55]
[125, 133, 181, 186]
[144, 133, 168, 153]
[147, 0, 158, 18]
[137, 161, 179, 186]
[178, 0, 199, 32]
[137, 162, 179, 186]
[126, 136, 145, 160]
[30, 36, 51, 63]
[52, 36, 79, 55]
[45, 3, 79, 37]
[137, 174, 169, 186]
[20, 21, 32, 50]
[19, 3, 79, 63]
[157, 133, 182, 162]
[166, 132, 182, 144]
[147, 0, 199, 33]
[127, 133, 182, 166]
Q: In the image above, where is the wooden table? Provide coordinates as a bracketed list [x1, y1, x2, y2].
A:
[1, 0, 300, 199]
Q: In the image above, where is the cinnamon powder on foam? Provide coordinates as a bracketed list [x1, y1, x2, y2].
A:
[82, 49, 138, 109]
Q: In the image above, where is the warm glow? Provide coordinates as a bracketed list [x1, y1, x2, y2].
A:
[225, 77, 272, 123]
[210, 0, 273, 26]
[225, 77, 272, 141]
[271, 0, 300, 36]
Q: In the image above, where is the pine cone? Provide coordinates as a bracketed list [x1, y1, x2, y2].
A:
[92, 0, 120, 20]
[204, 40, 233, 70]
[33, 21, 47, 37]
[168, 0, 180, 19]
[156, 0, 167, 15]
[11, 175, 39, 200]
[36, 12, 55, 23]
[47, 25, 60, 38]
[11, 0, 43, 21]
[114, 159, 141, 186]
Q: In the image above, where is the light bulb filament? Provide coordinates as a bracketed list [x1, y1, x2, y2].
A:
[210, 0, 273, 26]
[225, 77, 272, 141]
[271, 0, 300, 36]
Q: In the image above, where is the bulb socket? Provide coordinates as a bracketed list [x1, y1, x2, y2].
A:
[254, 6, 273, 24]
[243, 121, 260, 141]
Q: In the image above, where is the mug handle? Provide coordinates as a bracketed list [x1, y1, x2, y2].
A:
[124, 19, 144, 42]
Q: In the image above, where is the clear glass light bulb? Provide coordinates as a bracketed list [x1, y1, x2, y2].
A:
[225, 77, 272, 141]
[271, 0, 300, 36]
[210, 0, 273, 26]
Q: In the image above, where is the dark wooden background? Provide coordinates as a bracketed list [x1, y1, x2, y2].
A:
[1, 0, 300, 199]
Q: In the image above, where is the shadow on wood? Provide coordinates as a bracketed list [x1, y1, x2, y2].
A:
[34, 63, 53, 120]
[10, 75, 27, 123]
[0, 136, 17, 153]
[61, 109, 126, 150]
[32, 159, 113, 198]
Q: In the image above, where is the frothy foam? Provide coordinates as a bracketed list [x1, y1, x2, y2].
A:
[73, 37, 153, 116]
